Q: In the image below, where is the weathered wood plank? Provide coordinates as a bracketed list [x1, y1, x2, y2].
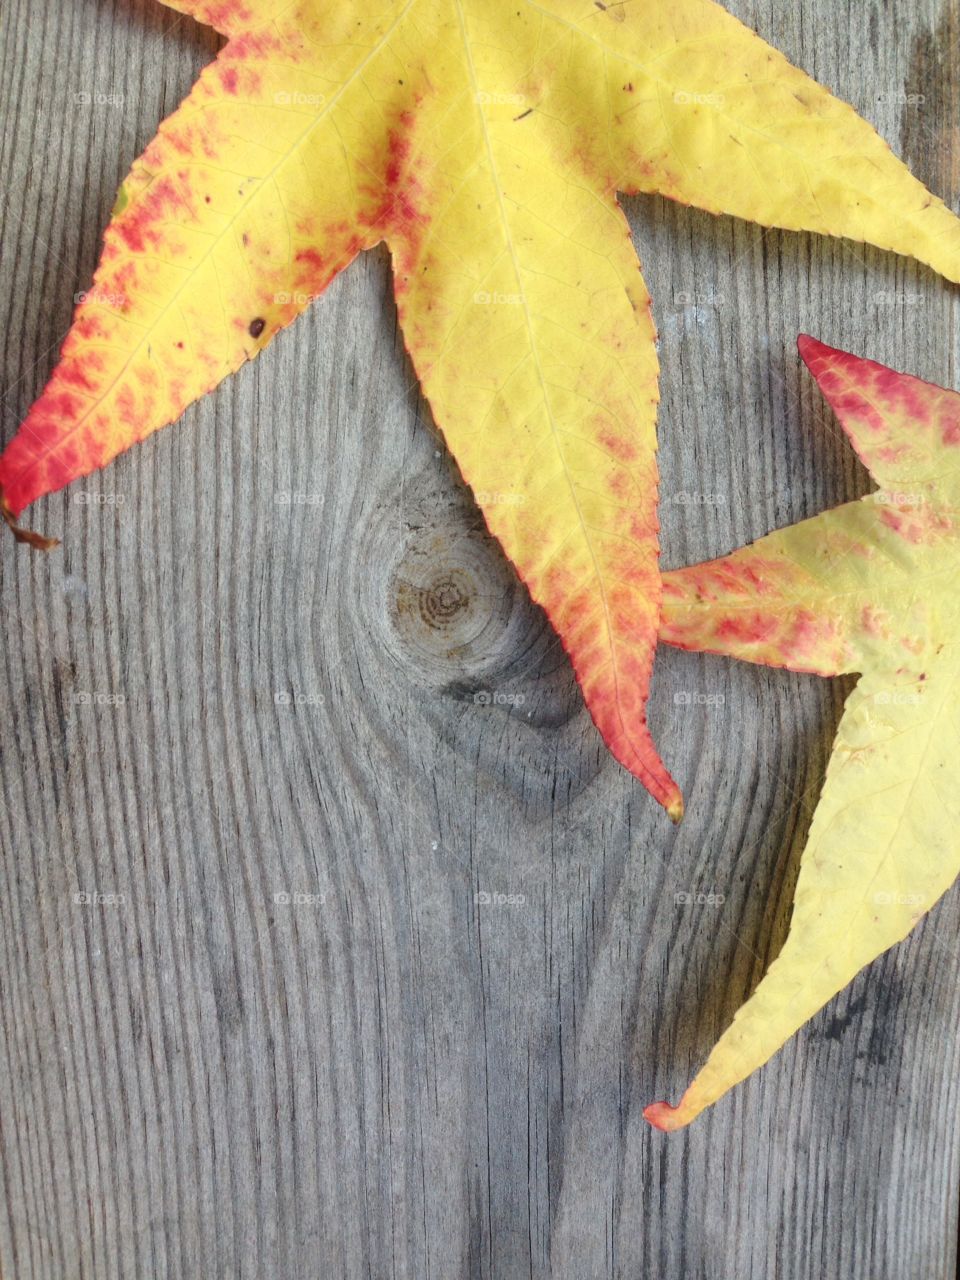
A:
[1, 2, 959, 1277]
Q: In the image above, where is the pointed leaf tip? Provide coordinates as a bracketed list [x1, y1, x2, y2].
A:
[796, 332, 960, 491]
[797, 332, 831, 365]
[643, 1099, 691, 1132]
[797, 332, 847, 377]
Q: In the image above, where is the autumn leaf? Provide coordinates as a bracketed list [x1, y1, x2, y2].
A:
[645, 336, 960, 1130]
[5, 3, 960, 818]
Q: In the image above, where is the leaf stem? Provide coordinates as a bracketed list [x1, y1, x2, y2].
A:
[0, 489, 58, 551]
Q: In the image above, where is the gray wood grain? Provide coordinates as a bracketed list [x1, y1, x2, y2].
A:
[1, 1, 959, 1277]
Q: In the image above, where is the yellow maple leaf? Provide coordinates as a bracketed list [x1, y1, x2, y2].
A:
[4, 0, 960, 817]
[648, 336, 960, 1130]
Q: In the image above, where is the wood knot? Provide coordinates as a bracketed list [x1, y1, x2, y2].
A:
[354, 475, 596, 810]
[409, 570, 472, 632]
[389, 532, 499, 669]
